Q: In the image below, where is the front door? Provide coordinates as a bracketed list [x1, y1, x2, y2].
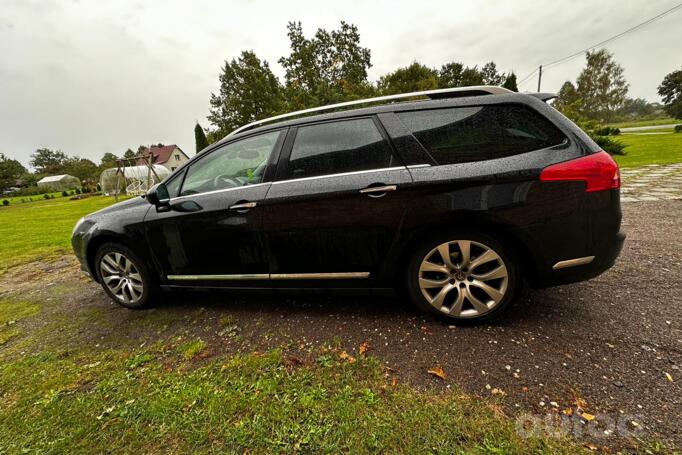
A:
[145, 129, 284, 283]
[263, 117, 412, 283]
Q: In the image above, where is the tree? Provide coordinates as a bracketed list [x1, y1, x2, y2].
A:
[0, 153, 27, 188]
[552, 81, 581, 118]
[61, 157, 98, 183]
[480, 62, 504, 86]
[575, 49, 629, 122]
[100, 152, 118, 168]
[123, 149, 136, 160]
[29, 148, 67, 174]
[438, 62, 485, 88]
[278, 21, 374, 109]
[378, 62, 438, 95]
[658, 68, 682, 119]
[207, 50, 285, 140]
[616, 98, 662, 120]
[502, 72, 518, 92]
[195, 123, 209, 153]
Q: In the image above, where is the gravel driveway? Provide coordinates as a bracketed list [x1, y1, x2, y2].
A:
[2, 199, 680, 449]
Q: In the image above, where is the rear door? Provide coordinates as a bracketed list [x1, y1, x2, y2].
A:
[262, 117, 412, 284]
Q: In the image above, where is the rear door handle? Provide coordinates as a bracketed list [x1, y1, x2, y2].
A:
[229, 201, 257, 212]
[359, 185, 397, 198]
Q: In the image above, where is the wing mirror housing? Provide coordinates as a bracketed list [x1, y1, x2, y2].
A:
[146, 183, 171, 210]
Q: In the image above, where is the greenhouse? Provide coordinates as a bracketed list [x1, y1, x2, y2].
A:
[99, 164, 170, 195]
[37, 174, 81, 192]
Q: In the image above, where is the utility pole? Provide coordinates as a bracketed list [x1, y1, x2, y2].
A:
[537, 65, 543, 92]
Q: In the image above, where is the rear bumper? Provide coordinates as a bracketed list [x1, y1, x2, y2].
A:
[536, 230, 625, 288]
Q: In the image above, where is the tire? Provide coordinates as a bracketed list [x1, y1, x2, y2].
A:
[94, 242, 157, 309]
[406, 231, 521, 324]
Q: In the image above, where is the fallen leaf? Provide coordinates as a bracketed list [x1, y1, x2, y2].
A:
[491, 387, 506, 396]
[582, 412, 595, 422]
[359, 341, 370, 355]
[427, 367, 447, 380]
[391, 376, 398, 387]
[575, 397, 587, 409]
[521, 386, 529, 392]
[584, 443, 599, 451]
[665, 372, 673, 382]
[338, 351, 356, 363]
[562, 408, 573, 416]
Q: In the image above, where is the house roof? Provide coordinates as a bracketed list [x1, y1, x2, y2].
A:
[37, 174, 77, 183]
[136, 145, 187, 166]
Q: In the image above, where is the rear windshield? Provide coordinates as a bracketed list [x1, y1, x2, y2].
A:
[397, 104, 566, 165]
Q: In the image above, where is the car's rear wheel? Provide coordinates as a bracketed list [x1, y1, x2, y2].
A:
[95, 243, 156, 309]
[406, 231, 520, 324]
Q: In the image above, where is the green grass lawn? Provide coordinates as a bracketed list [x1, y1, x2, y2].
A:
[613, 132, 682, 168]
[2, 191, 70, 205]
[0, 195, 127, 271]
[0, 345, 586, 454]
[608, 118, 680, 129]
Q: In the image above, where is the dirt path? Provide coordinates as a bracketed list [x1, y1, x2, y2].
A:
[1, 200, 680, 448]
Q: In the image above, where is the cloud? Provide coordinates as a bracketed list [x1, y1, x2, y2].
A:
[0, 0, 679, 167]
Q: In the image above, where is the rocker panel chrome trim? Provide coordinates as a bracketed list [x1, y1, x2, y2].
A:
[167, 272, 370, 281]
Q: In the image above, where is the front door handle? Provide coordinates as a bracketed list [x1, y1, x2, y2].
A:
[359, 185, 397, 198]
[229, 201, 257, 212]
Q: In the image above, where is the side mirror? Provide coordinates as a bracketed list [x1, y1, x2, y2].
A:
[146, 183, 171, 209]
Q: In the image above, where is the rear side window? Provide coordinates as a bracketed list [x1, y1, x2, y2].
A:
[285, 118, 395, 179]
[397, 104, 566, 165]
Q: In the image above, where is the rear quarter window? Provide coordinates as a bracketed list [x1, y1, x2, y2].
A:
[397, 104, 566, 165]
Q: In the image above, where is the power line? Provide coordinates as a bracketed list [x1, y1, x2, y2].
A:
[543, 3, 682, 70]
[517, 68, 538, 86]
[518, 3, 682, 90]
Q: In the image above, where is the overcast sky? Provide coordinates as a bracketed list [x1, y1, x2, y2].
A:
[1, 0, 680, 167]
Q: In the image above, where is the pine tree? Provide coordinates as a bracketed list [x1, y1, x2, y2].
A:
[194, 123, 209, 153]
[502, 73, 518, 92]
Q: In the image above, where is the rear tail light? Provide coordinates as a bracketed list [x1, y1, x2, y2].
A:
[539, 151, 620, 192]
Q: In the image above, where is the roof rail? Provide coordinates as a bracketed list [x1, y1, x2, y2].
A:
[228, 85, 512, 137]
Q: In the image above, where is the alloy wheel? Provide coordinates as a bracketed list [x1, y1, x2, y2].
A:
[99, 252, 144, 304]
[418, 240, 509, 317]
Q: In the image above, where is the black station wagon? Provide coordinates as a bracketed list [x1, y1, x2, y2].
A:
[72, 86, 624, 323]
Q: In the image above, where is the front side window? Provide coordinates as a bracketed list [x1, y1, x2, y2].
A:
[180, 130, 280, 196]
[397, 104, 566, 165]
[285, 118, 395, 180]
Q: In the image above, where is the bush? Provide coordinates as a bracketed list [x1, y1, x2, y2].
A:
[593, 135, 627, 155]
[43, 194, 50, 200]
[75, 188, 81, 194]
[594, 126, 620, 136]
[2, 200, 8, 206]
[61, 191, 68, 197]
[675, 125, 682, 133]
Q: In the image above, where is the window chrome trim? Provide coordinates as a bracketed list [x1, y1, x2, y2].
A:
[552, 256, 595, 270]
[272, 166, 408, 185]
[406, 164, 431, 169]
[167, 272, 370, 281]
[169, 182, 271, 203]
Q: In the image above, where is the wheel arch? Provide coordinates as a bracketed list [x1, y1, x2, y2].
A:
[392, 216, 540, 288]
[86, 233, 154, 284]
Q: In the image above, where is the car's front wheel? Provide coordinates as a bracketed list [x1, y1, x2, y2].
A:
[95, 243, 156, 309]
[406, 232, 520, 324]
